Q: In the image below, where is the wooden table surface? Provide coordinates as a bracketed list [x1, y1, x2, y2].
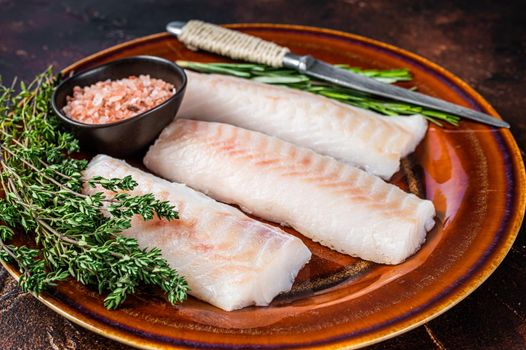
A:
[1, 1, 525, 349]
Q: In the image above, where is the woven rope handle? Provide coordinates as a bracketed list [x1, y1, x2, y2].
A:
[178, 20, 289, 68]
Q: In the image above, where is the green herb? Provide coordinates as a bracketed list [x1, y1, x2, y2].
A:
[176, 61, 460, 126]
[0, 68, 189, 309]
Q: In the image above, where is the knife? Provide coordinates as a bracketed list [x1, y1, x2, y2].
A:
[167, 20, 509, 128]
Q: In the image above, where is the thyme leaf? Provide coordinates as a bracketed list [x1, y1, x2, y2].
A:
[0, 68, 189, 309]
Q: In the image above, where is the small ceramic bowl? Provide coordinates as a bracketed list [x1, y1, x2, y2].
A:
[52, 55, 187, 157]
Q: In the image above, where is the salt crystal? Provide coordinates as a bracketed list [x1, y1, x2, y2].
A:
[93, 94, 103, 106]
[63, 75, 175, 124]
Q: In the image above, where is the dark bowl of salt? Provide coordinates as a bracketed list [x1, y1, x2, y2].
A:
[52, 55, 187, 158]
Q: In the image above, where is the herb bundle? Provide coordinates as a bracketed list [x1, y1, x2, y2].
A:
[0, 69, 188, 309]
[176, 61, 460, 126]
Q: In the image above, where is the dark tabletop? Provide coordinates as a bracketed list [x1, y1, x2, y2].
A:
[1, 1, 525, 349]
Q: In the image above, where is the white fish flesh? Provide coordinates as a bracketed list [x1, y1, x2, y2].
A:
[144, 120, 436, 265]
[177, 70, 428, 179]
[83, 154, 311, 311]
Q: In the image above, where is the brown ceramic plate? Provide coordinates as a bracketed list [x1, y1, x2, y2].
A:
[2, 24, 525, 349]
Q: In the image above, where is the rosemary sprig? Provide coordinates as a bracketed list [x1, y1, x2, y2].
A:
[176, 61, 460, 126]
[0, 69, 189, 309]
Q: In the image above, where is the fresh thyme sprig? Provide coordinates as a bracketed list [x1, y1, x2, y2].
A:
[0, 68, 189, 309]
[176, 61, 460, 126]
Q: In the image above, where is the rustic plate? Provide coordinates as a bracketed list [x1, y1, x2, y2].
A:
[2, 24, 525, 349]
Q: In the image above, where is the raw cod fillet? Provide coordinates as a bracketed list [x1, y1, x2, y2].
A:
[178, 71, 428, 179]
[144, 120, 436, 265]
[83, 154, 311, 311]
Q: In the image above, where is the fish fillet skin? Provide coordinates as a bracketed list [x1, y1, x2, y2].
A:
[177, 71, 428, 179]
[83, 155, 311, 311]
[144, 120, 436, 265]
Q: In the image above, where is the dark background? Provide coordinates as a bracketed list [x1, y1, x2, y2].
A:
[1, 1, 525, 349]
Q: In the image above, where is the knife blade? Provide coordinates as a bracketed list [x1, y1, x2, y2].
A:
[167, 21, 509, 128]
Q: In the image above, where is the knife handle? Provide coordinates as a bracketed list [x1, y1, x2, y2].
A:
[169, 20, 290, 67]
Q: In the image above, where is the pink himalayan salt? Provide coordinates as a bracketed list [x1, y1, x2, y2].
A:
[63, 75, 175, 124]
